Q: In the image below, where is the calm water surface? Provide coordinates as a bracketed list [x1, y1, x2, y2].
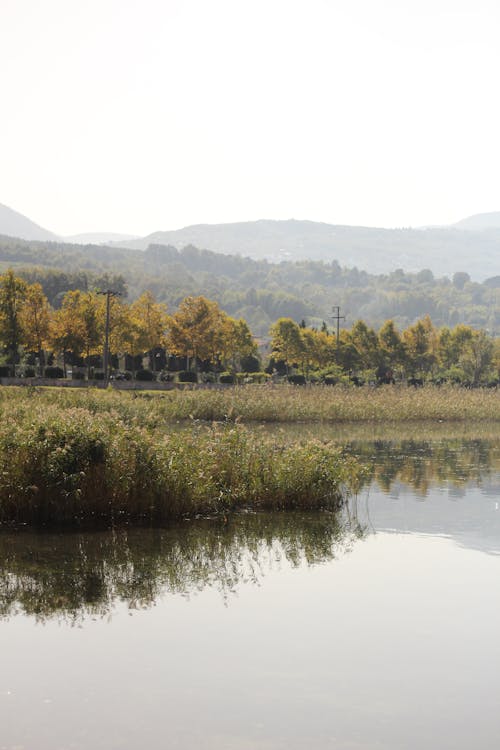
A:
[2, 435, 500, 749]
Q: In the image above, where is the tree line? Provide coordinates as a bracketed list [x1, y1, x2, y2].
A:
[0, 270, 256, 378]
[2, 234, 500, 337]
[269, 316, 498, 385]
[1, 269, 498, 385]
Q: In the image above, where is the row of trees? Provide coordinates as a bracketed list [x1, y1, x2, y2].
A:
[0, 271, 256, 376]
[270, 316, 498, 385]
[1, 268, 498, 384]
[3, 236, 500, 337]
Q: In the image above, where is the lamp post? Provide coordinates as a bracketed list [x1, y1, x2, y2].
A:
[97, 289, 121, 385]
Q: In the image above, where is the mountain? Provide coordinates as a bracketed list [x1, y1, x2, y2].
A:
[453, 212, 500, 231]
[64, 232, 139, 245]
[3, 201, 500, 280]
[0, 202, 58, 242]
[114, 218, 500, 280]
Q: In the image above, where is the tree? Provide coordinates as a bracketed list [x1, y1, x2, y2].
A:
[0, 270, 27, 366]
[129, 291, 169, 371]
[166, 296, 222, 371]
[49, 291, 89, 375]
[460, 330, 493, 384]
[221, 317, 257, 372]
[378, 320, 405, 369]
[348, 320, 381, 370]
[269, 318, 304, 374]
[20, 283, 51, 374]
[402, 315, 438, 376]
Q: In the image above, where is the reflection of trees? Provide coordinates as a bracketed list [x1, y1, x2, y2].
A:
[0, 510, 366, 623]
[345, 439, 497, 495]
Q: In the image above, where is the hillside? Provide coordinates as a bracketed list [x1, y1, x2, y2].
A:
[453, 212, 500, 231]
[114, 218, 500, 281]
[0, 203, 58, 242]
[2, 203, 500, 279]
[1, 234, 500, 338]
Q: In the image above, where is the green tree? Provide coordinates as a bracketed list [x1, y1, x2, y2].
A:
[0, 270, 28, 366]
[269, 318, 304, 374]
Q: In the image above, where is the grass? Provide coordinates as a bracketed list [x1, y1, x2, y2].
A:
[1, 382, 497, 527]
[1, 383, 500, 424]
[0, 392, 360, 527]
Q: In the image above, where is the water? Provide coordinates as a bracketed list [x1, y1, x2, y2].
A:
[2, 436, 500, 749]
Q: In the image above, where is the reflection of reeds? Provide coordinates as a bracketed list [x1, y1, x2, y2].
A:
[0, 510, 366, 621]
[2, 383, 500, 424]
[0, 398, 360, 526]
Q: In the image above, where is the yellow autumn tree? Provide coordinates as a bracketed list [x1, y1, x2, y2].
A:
[49, 291, 101, 376]
[129, 291, 169, 371]
[20, 283, 52, 374]
[166, 296, 223, 371]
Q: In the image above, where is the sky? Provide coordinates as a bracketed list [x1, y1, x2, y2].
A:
[2, 0, 500, 236]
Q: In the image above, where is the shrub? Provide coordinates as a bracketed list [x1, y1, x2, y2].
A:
[0, 366, 13, 377]
[93, 371, 105, 380]
[240, 354, 261, 373]
[219, 373, 235, 384]
[24, 367, 36, 378]
[136, 369, 155, 381]
[72, 370, 86, 380]
[44, 366, 64, 379]
[177, 371, 197, 383]
[288, 374, 306, 385]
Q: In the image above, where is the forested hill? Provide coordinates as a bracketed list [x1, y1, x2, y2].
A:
[113, 218, 500, 281]
[1, 234, 500, 336]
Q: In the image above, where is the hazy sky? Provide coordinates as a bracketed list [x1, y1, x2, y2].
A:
[2, 0, 500, 235]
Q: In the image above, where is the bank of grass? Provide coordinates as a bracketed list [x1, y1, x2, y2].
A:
[0, 398, 360, 527]
[1, 383, 500, 424]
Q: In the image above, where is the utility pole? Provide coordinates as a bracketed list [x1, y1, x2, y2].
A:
[97, 289, 121, 385]
[331, 306, 345, 362]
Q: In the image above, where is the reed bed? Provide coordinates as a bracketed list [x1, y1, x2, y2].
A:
[0, 396, 359, 526]
[1, 384, 499, 424]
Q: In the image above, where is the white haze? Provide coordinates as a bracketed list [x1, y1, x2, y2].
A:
[1, 0, 500, 236]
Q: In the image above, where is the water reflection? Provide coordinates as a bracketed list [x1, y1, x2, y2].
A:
[0, 511, 364, 622]
[2, 436, 500, 622]
[349, 438, 500, 495]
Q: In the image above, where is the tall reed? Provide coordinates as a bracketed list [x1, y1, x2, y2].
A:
[0, 397, 360, 526]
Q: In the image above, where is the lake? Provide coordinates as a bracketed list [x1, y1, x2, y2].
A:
[1, 433, 500, 749]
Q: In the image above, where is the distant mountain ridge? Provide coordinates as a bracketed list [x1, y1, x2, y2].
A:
[2, 202, 500, 280]
[453, 211, 500, 230]
[0, 203, 58, 242]
[114, 218, 500, 280]
[64, 232, 139, 245]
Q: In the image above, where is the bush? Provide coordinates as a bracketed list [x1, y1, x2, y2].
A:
[136, 369, 155, 382]
[177, 371, 197, 383]
[323, 376, 337, 386]
[0, 366, 13, 377]
[44, 366, 64, 379]
[219, 373, 235, 384]
[72, 370, 86, 380]
[24, 367, 36, 378]
[288, 374, 306, 385]
[159, 371, 173, 382]
[93, 371, 105, 380]
[240, 354, 261, 373]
